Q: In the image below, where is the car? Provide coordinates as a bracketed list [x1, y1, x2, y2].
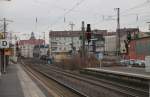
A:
[120, 59, 130, 66]
[134, 60, 145, 67]
[120, 59, 139, 67]
[129, 59, 136, 65]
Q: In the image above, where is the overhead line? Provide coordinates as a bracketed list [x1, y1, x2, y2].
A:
[64, 0, 85, 16]
[101, 1, 150, 19]
[51, 0, 85, 26]
[93, 1, 150, 27]
[121, 1, 150, 15]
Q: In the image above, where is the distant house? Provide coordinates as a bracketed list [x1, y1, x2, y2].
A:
[127, 36, 150, 60]
[18, 32, 45, 58]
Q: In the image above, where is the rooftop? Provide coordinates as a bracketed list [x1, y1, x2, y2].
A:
[18, 39, 45, 45]
[49, 30, 107, 37]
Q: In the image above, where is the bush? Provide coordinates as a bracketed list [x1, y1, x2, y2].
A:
[54, 54, 100, 70]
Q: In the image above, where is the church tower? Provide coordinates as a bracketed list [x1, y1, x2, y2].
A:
[30, 32, 36, 39]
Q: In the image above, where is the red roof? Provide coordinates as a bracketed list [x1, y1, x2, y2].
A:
[49, 30, 107, 37]
[18, 39, 45, 45]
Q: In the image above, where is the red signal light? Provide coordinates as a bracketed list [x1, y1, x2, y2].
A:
[86, 32, 91, 42]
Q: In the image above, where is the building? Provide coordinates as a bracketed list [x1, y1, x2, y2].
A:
[18, 32, 45, 58]
[33, 44, 49, 58]
[49, 30, 107, 61]
[103, 28, 139, 55]
[50, 31, 81, 54]
[49, 31, 82, 61]
[104, 35, 117, 55]
[88, 30, 106, 53]
[127, 36, 150, 60]
[119, 28, 139, 54]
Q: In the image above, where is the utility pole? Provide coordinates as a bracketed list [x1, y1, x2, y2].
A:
[1, 18, 7, 74]
[115, 8, 120, 56]
[0, 18, 13, 38]
[0, 18, 13, 74]
[81, 21, 85, 57]
[43, 32, 46, 55]
[49, 31, 52, 56]
[14, 35, 17, 61]
[43, 32, 45, 45]
[81, 21, 85, 66]
[69, 22, 75, 54]
[38, 35, 41, 58]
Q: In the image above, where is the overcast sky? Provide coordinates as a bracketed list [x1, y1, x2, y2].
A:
[0, 0, 150, 40]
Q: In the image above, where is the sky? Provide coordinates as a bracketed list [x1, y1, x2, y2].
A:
[0, 0, 150, 41]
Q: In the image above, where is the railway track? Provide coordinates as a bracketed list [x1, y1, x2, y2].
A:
[21, 60, 86, 97]
[38, 63, 148, 91]
[22, 58, 149, 97]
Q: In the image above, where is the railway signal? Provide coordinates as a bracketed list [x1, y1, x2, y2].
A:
[86, 24, 92, 43]
[127, 32, 131, 42]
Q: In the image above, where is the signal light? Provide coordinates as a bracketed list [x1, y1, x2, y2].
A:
[86, 24, 91, 32]
[16, 42, 19, 51]
[127, 32, 131, 42]
[86, 24, 92, 42]
[86, 32, 91, 42]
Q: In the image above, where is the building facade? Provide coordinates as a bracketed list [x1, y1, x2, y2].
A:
[49, 31, 82, 54]
[18, 32, 45, 58]
[103, 28, 139, 55]
[33, 44, 49, 58]
[128, 36, 150, 60]
[119, 28, 139, 54]
[104, 35, 117, 55]
[89, 30, 106, 53]
[49, 30, 106, 61]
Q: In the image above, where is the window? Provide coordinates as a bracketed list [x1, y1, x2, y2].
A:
[64, 37, 66, 41]
[52, 47, 57, 51]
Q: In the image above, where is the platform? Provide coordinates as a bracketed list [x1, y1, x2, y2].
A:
[0, 62, 47, 97]
[85, 67, 150, 80]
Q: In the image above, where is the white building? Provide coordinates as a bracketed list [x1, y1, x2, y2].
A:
[49, 31, 82, 54]
[104, 35, 117, 55]
[18, 32, 45, 58]
[49, 31, 82, 62]
[49, 30, 107, 60]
